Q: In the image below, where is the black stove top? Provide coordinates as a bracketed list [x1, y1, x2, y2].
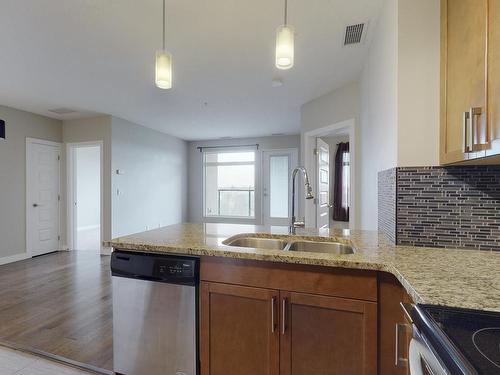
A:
[423, 305, 500, 375]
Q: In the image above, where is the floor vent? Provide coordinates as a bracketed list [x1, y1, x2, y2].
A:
[48, 108, 77, 115]
[344, 23, 365, 46]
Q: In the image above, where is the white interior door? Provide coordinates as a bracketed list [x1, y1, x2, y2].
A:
[262, 149, 298, 226]
[27, 139, 61, 257]
[316, 138, 330, 229]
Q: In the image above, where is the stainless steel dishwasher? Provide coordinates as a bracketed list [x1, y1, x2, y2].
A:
[111, 250, 199, 375]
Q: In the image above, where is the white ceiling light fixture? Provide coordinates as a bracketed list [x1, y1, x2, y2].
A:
[275, 0, 294, 70]
[155, 0, 172, 89]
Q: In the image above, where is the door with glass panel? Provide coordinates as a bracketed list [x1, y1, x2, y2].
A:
[262, 150, 298, 226]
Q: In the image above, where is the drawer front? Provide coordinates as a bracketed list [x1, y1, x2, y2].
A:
[200, 256, 377, 302]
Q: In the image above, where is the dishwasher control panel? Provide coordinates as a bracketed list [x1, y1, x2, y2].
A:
[157, 260, 194, 277]
[111, 250, 199, 286]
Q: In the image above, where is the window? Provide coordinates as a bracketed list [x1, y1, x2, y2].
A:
[203, 150, 256, 218]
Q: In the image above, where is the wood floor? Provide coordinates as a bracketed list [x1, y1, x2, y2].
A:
[0, 252, 112, 371]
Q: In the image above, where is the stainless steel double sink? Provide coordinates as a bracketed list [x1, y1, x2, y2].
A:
[222, 236, 354, 255]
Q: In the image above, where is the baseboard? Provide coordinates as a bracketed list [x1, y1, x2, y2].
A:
[101, 247, 112, 256]
[0, 253, 30, 266]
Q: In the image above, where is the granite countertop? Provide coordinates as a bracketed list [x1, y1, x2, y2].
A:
[104, 223, 500, 312]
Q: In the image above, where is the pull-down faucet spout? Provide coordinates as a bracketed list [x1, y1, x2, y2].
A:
[290, 167, 314, 234]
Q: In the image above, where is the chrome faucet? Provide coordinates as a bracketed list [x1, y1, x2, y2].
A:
[290, 167, 314, 234]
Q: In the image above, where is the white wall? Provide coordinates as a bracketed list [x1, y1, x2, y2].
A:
[358, 0, 440, 230]
[111, 117, 188, 238]
[63, 116, 112, 243]
[359, 0, 398, 230]
[187, 135, 300, 223]
[300, 83, 360, 228]
[0, 105, 62, 261]
[397, 0, 440, 166]
[300, 82, 360, 136]
[75, 146, 100, 229]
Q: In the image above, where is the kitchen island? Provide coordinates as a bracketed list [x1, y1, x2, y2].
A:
[106, 223, 500, 375]
[105, 222, 500, 312]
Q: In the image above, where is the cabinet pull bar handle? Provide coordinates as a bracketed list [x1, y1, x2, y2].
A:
[395, 323, 399, 366]
[395, 323, 410, 367]
[271, 297, 276, 333]
[469, 108, 474, 151]
[470, 107, 482, 150]
[281, 298, 287, 335]
[463, 111, 470, 153]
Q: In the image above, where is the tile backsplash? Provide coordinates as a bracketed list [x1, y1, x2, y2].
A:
[378, 166, 500, 251]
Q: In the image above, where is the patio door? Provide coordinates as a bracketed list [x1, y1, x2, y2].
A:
[262, 149, 298, 226]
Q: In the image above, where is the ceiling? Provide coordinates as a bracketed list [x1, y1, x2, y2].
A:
[0, 0, 383, 140]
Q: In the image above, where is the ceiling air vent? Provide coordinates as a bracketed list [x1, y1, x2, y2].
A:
[344, 23, 365, 46]
[48, 108, 77, 115]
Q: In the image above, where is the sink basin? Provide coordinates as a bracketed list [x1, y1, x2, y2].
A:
[223, 235, 354, 255]
[287, 240, 354, 255]
[223, 237, 288, 250]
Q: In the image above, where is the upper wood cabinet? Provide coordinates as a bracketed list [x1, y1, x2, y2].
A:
[441, 0, 500, 164]
[487, 0, 500, 156]
[441, 0, 487, 164]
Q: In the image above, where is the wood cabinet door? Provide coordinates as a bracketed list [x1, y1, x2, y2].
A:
[279, 291, 377, 375]
[378, 273, 410, 375]
[200, 282, 279, 375]
[487, 0, 500, 156]
[441, 0, 488, 164]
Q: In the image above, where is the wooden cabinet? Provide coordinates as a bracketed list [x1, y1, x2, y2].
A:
[487, 0, 500, 156]
[201, 282, 377, 375]
[441, 0, 488, 164]
[200, 282, 279, 375]
[280, 291, 377, 375]
[378, 273, 412, 375]
[441, 0, 500, 164]
[200, 257, 378, 375]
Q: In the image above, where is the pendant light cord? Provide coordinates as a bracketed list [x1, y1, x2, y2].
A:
[284, 0, 288, 25]
[162, 0, 166, 50]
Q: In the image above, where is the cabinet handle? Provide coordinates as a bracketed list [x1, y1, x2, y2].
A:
[469, 107, 482, 150]
[395, 323, 410, 367]
[281, 298, 287, 335]
[271, 297, 276, 333]
[463, 111, 470, 153]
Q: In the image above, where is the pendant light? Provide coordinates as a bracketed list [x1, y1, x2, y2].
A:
[275, 0, 294, 70]
[155, 0, 172, 89]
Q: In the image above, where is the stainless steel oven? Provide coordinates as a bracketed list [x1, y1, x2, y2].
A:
[402, 304, 481, 375]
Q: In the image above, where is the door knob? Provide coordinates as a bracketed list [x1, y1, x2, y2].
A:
[33, 203, 39, 207]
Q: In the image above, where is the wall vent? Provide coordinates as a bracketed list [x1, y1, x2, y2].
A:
[343, 23, 365, 46]
[48, 107, 77, 115]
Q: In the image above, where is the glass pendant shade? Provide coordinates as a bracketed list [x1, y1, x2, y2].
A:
[155, 49, 172, 89]
[275, 25, 294, 70]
